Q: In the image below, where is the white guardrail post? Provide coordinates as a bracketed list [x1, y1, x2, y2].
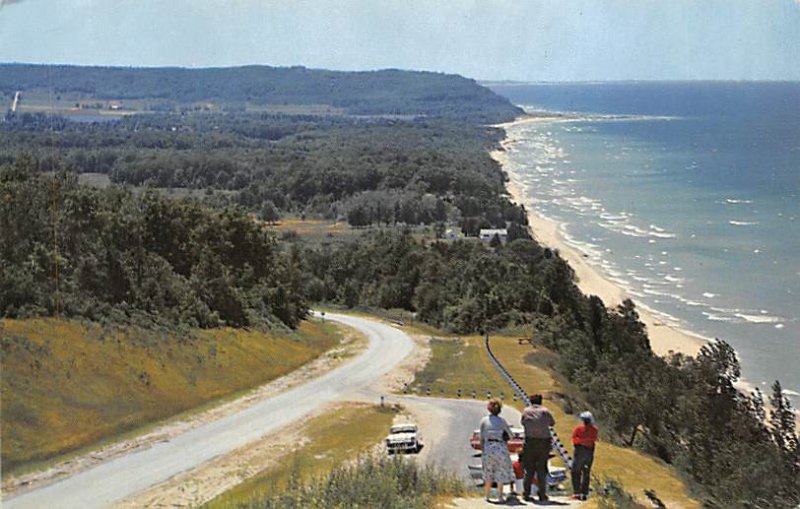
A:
[484, 335, 573, 469]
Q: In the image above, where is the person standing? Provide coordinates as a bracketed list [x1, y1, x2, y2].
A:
[510, 452, 524, 496]
[479, 398, 516, 503]
[571, 411, 598, 501]
[520, 393, 555, 502]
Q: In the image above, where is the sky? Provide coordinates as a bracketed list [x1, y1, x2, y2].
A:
[1, 0, 799, 82]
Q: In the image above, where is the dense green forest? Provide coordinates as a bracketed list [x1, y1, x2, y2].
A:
[302, 230, 568, 331]
[1, 112, 529, 234]
[1, 160, 306, 328]
[1, 66, 797, 507]
[0, 64, 523, 122]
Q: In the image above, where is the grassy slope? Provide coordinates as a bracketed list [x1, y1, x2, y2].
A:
[404, 326, 700, 508]
[204, 403, 399, 508]
[407, 336, 510, 398]
[0, 318, 340, 474]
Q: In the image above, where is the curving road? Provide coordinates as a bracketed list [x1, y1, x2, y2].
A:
[4, 313, 414, 509]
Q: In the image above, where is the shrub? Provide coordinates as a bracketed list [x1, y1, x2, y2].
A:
[230, 454, 464, 509]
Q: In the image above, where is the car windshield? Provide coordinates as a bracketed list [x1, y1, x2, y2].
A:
[391, 425, 416, 434]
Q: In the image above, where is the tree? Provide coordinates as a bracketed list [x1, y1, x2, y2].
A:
[769, 380, 800, 498]
[506, 222, 530, 242]
[347, 204, 370, 227]
[433, 222, 446, 239]
[260, 200, 280, 224]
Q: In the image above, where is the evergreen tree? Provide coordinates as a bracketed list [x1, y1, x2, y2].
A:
[261, 200, 280, 224]
[770, 381, 800, 500]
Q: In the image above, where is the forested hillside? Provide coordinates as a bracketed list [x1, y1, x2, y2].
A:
[302, 231, 571, 331]
[0, 64, 523, 122]
[1, 161, 306, 328]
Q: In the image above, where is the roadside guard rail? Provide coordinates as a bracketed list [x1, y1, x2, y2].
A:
[484, 335, 574, 469]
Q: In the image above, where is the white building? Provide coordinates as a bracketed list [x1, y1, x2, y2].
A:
[479, 228, 508, 244]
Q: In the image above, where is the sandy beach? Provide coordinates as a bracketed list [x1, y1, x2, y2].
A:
[492, 116, 707, 358]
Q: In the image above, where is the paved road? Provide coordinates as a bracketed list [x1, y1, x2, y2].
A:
[4, 313, 414, 509]
[395, 395, 522, 483]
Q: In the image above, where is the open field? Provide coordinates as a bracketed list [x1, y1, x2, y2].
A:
[268, 218, 357, 243]
[13, 104, 134, 119]
[0, 318, 341, 475]
[204, 402, 398, 508]
[243, 103, 346, 115]
[7, 88, 348, 118]
[76, 173, 112, 188]
[267, 218, 442, 246]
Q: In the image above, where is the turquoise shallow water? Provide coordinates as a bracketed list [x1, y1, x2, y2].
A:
[491, 83, 800, 405]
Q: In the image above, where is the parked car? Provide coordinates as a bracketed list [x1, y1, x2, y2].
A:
[469, 426, 524, 453]
[385, 423, 422, 454]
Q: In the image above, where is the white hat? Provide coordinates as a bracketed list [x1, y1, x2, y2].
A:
[579, 411, 594, 424]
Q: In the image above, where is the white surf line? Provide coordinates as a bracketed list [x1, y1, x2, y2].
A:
[4, 313, 414, 509]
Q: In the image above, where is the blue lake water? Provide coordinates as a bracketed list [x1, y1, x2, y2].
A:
[490, 82, 800, 404]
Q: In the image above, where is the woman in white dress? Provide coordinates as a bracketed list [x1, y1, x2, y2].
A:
[480, 398, 516, 503]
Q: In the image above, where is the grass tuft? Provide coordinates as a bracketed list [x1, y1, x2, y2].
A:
[592, 477, 649, 509]
[212, 453, 464, 509]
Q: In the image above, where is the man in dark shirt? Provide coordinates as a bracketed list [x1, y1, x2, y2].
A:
[520, 393, 555, 502]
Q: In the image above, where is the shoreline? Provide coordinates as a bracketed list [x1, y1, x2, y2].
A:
[492, 115, 706, 358]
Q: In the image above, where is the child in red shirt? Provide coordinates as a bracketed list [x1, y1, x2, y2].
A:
[509, 453, 525, 495]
